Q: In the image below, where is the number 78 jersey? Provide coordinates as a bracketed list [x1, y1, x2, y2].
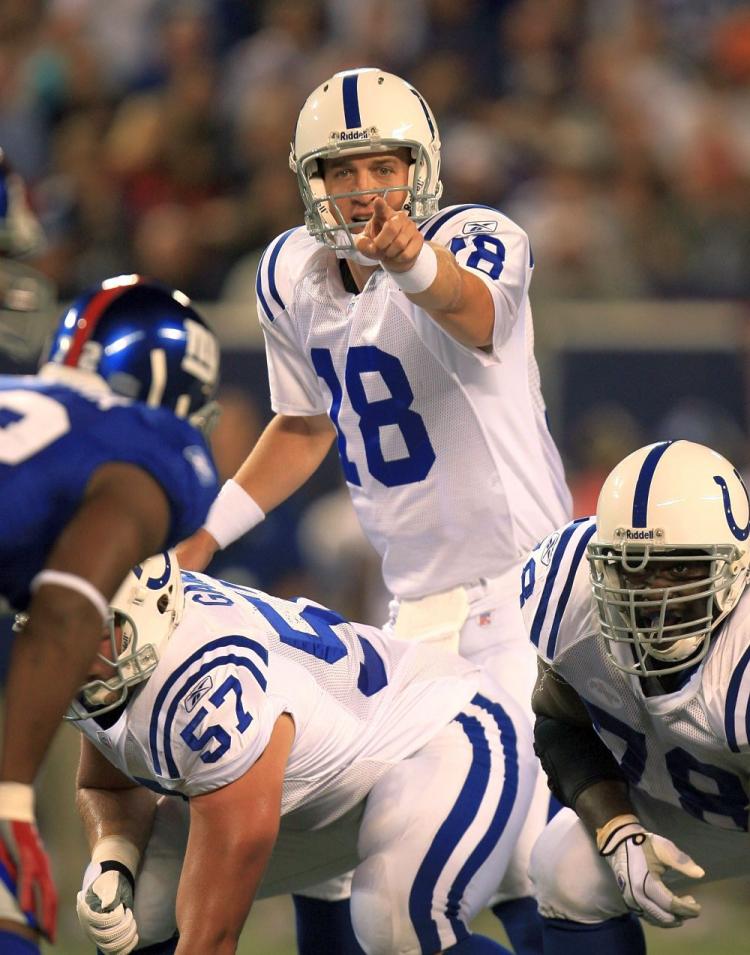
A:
[521, 517, 750, 833]
[256, 204, 571, 599]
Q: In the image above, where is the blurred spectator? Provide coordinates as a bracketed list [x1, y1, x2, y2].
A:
[1, 0, 746, 302]
[566, 402, 644, 518]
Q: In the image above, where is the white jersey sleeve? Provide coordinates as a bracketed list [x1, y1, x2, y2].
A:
[520, 517, 599, 664]
[419, 204, 533, 356]
[700, 591, 750, 755]
[146, 628, 278, 798]
[256, 227, 328, 416]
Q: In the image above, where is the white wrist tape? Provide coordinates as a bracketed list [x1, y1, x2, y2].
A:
[0, 782, 35, 822]
[31, 570, 109, 621]
[92, 835, 141, 877]
[203, 479, 265, 550]
[385, 242, 438, 294]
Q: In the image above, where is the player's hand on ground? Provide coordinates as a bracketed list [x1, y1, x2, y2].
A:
[77, 860, 138, 955]
[175, 527, 218, 572]
[356, 197, 423, 272]
[597, 815, 704, 927]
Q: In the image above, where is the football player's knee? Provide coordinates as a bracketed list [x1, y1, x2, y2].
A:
[351, 855, 415, 955]
[529, 815, 625, 923]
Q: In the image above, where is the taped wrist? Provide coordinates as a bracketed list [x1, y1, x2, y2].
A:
[384, 242, 438, 294]
[533, 714, 625, 808]
[203, 479, 265, 549]
[92, 835, 140, 888]
[596, 814, 644, 855]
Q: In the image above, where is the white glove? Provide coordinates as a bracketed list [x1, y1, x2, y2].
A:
[597, 814, 704, 928]
[76, 859, 138, 954]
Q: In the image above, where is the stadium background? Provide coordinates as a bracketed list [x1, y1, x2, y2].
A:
[0, 0, 748, 951]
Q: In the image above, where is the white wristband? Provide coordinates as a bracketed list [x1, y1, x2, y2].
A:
[0, 782, 34, 822]
[385, 242, 438, 294]
[92, 835, 141, 877]
[203, 479, 265, 550]
[31, 569, 109, 621]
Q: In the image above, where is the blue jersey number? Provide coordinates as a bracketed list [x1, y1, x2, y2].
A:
[312, 345, 435, 488]
[225, 583, 389, 698]
[449, 235, 506, 280]
[180, 675, 254, 764]
[586, 700, 749, 830]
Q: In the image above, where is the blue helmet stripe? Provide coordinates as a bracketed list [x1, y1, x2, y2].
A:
[632, 441, 675, 527]
[409, 87, 435, 139]
[342, 73, 361, 129]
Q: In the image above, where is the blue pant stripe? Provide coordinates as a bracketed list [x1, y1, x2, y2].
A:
[445, 694, 519, 920]
[408, 711, 491, 952]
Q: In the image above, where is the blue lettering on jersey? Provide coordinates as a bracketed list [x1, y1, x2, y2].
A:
[312, 345, 435, 488]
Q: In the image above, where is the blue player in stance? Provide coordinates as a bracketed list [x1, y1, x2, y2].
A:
[0, 274, 220, 953]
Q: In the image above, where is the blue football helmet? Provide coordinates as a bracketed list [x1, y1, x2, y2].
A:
[42, 275, 220, 431]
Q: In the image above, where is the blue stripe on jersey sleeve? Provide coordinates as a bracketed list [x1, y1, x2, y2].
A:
[256, 228, 297, 320]
[544, 523, 598, 658]
[149, 635, 268, 776]
[421, 204, 501, 242]
[530, 518, 592, 654]
[632, 441, 674, 527]
[725, 642, 750, 752]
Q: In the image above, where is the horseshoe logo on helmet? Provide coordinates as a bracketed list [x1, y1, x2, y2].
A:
[714, 471, 750, 541]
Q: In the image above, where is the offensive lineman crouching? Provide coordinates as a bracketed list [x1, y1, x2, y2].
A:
[523, 440, 750, 955]
[71, 552, 536, 955]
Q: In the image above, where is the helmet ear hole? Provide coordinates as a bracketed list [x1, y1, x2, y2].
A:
[68, 551, 184, 721]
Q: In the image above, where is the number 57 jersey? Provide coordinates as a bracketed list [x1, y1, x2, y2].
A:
[76, 572, 482, 828]
[521, 517, 750, 833]
[256, 205, 571, 599]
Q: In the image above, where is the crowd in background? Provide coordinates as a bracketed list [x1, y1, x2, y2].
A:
[2, 0, 748, 306]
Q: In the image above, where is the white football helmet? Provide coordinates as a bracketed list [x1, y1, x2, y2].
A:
[67, 551, 184, 720]
[588, 440, 750, 677]
[289, 67, 442, 252]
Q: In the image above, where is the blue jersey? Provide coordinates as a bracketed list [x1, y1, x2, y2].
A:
[0, 375, 218, 609]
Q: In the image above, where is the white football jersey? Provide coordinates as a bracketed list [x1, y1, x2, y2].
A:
[256, 205, 571, 599]
[521, 517, 750, 832]
[76, 572, 480, 828]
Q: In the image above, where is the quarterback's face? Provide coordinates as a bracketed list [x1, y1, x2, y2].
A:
[322, 149, 410, 231]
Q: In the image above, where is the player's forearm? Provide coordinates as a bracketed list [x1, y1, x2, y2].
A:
[232, 412, 335, 513]
[573, 779, 635, 835]
[76, 784, 157, 856]
[1, 595, 102, 783]
[174, 836, 274, 954]
[409, 245, 494, 348]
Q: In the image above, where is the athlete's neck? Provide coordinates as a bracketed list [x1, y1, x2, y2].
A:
[338, 257, 379, 294]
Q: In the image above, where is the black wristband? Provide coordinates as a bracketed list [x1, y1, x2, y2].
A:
[533, 713, 626, 808]
[99, 859, 136, 895]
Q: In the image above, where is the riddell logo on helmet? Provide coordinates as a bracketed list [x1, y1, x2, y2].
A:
[336, 130, 371, 141]
[614, 527, 664, 541]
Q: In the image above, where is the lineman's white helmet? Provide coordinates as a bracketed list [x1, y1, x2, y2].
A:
[588, 440, 750, 676]
[68, 551, 184, 719]
[289, 67, 442, 252]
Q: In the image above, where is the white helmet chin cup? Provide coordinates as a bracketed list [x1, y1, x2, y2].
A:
[68, 551, 184, 720]
[290, 67, 442, 250]
[587, 440, 750, 677]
